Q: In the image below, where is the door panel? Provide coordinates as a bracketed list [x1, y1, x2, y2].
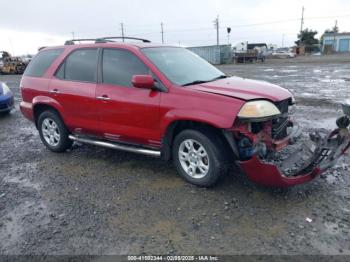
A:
[96, 84, 161, 147]
[96, 48, 161, 147]
[49, 79, 99, 135]
[48, 48, 100, 135]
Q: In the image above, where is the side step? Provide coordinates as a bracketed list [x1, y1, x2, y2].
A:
[68, 135, 161, 157]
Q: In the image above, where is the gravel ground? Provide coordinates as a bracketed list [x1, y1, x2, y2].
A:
[0, 61, 350, 256]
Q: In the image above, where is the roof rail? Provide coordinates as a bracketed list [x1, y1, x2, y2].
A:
[64, 36, 151, 45]
[64, 38, 99, 45]
[100, 36, 151, 43]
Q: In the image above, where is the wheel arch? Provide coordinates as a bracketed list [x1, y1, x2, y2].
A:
[161, 119, 235, 161]
[32, 99, 65, 128]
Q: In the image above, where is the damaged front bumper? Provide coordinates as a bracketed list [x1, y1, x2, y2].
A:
[240, 155, 321, 187]
[239, 124, 350, 187]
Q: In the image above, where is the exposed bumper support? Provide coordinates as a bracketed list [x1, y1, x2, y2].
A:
[239, 125, 350, 187]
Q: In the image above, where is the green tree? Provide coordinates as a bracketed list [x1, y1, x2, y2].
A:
[295, 28, 319, 46]
[324, 24, 339, 34]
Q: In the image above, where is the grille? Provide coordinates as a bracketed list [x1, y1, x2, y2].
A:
[272, 99, 290, 139]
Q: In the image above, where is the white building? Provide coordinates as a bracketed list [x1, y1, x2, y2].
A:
[322, 32, 350, 52]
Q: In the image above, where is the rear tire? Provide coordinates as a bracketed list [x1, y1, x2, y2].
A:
[38, 110, 72, 152]
[172, 129, 228, 187]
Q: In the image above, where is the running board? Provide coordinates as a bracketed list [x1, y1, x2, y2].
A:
[68, 135, 161, 157]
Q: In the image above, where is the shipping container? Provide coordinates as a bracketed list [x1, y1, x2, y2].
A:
[187, 45, 232, 65]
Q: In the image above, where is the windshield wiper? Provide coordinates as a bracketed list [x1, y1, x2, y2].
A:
[182, 80, 210, 86]
[209, 75, 227, 81]
[182, 75, 227, 86]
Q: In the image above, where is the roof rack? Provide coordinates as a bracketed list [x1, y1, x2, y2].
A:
[64, 36, 151, 45]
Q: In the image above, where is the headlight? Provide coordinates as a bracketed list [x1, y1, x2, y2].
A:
[1, 83, 11, 95]
[238, 100, 281, 120]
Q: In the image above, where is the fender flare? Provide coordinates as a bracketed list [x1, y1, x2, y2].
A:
[159, 109, 237, 160]
[32, 96, 66, 123]
[160, 109, 235, 134]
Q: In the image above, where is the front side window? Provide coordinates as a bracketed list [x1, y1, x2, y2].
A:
[24, 49, 64, 77]
[63, 49, 98, 82]
[141, 47, 225, 86]
[102, 49, 149, 87]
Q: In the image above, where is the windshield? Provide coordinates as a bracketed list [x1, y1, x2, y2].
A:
[141, 47, 225, 86]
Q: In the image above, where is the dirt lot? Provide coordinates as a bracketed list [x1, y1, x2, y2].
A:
[1, 60, 350, 256]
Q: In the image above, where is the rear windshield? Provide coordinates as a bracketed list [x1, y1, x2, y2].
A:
[24, 49, 64, 77]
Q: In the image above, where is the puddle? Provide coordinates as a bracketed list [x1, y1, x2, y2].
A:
[0, 199, 50, 254]
[281, 69, 297, 73]
[3, 162, 41, 190]
[320, 79, 345, 83]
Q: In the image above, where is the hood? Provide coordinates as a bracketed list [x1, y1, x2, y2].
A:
[188, 76, 292, 102]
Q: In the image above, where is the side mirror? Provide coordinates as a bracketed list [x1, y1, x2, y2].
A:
[132, 75, 154, 89]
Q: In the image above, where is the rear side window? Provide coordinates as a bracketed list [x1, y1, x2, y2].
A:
[63, 49, 98, 82]
[24, 49, 64, 77]
[102, 49, 149, 87]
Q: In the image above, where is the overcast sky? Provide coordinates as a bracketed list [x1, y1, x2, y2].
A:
[1, 0, 350, 55]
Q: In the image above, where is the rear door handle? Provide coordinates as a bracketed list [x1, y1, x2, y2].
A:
[50, 89, 60, 94]
[96, 95, 111, 101]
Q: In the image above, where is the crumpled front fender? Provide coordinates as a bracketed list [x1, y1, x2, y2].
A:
[239, 155, 321, 187]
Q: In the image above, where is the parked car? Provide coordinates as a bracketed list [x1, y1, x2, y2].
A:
[19, 37, 349, 187]
[272, 50, 296, 58]
[0, 82, 14, 114]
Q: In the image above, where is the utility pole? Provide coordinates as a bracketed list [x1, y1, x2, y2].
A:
[227, 27, 231, 45]
[300, 6, 304, 34]
[161, 22, 164, 44]
[121, 23, 125, 42]
[333, 20, 338, 51]
[213, 15, 219, 46]
[71, 31, 75, 39]
[282, 34, 285, 47]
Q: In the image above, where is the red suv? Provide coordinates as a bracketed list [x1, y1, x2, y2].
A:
[20, 37, 350, 187]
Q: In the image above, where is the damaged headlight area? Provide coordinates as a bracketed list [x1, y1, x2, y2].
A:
[233, 98, 297, 160]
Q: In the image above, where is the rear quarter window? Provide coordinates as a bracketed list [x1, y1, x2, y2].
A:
[64, 49, 98, 83]
[24, 49, 64, 77]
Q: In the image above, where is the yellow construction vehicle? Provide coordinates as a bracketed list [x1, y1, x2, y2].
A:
[0, 51, 28, 74]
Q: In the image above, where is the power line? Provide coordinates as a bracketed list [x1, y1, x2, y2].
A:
[72, 13, 350, 38]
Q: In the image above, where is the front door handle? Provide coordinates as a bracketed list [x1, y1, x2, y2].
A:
[96, 95, 111, 101]
[50, 89, 60, 94]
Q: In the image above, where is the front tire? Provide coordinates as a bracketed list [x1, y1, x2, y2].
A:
[172, 129, 228, 187]
[38, 110, 72, 152]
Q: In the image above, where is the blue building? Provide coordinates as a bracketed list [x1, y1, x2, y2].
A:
[322, 32, 350, 52]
